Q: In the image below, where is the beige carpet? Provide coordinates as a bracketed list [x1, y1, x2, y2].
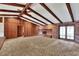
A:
[0, 36, 79, 56]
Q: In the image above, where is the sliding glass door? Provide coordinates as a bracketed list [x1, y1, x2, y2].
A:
[67, 26, 74, 40]
[59, 26, 66, 39]
[59, 26, 74, 40]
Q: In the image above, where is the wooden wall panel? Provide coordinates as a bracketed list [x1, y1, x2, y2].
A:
[37, 24, 58, 38]
[24, 21, 28, 36]
[24, 21, 37, 37]
[4, 17, 38, 39]
[4, 17, 20, 39]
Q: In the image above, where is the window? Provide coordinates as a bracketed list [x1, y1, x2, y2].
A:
[0, 23, 4, 37]
[59, 26, 66, 38]
[67, 26, 74, 40]
[59, 26, 74, 40]
[0, 17, 4, 37]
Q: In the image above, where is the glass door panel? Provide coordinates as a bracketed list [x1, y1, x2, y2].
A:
[59, 26, 66, 39]
[67, 26, 74, 40]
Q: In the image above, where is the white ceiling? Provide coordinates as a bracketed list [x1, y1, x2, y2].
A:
[0, 4, 22, 15]
[0, 4, 23, 11]
[22, 14, 45, 25]
[31, 3, 60, 23]
[70, 3, 79, 21]
[0, 3, 79, 25]
[28, 12, 51, 24]
[45, 3, 72, 22]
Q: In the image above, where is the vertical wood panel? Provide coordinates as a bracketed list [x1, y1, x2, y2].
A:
[4, 17, 18, 39]
[4, 17, 37, 39]
[24, 21, 37, 37]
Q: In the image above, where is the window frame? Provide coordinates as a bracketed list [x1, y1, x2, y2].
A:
[59, 25, 75, 41]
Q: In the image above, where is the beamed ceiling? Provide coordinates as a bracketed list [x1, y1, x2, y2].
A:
[0, 3, 79, 25]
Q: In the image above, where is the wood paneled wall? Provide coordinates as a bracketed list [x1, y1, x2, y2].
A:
[37, 24, 58, 38]
[4, 17, 37, 39]
[24, 21, 37, 37]
[4, 17, 19, 38]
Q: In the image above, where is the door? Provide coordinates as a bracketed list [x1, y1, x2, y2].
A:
[59, 25, 74, 40]
[67, 26, 74, 40]
[59, 26, 66, 39]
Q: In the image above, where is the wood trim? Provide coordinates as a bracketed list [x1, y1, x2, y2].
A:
[40, 3, 63, 23]
[28, 8, 54, 24]
[66, 3, 74, 22]
[0, 14, 18, 16]
[18, 3, 31, 17]
[0, 9, 21, 13]
[25, 13, 47, 25]
[0, 3, 25, 7]
[21, 16, 44, 26]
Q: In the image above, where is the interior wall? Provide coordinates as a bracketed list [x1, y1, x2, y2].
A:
[24, 21, 37, 37]
[4, 17, 20, 39]
[38, 24, 58, 38]
[17, 19, 24, 37]
[75, 23, 79, 43]
[51, 25, 58, 38]
[38, 22, 79, 41]
[3, 16, 79, 42]
[4, 17, 37, 39]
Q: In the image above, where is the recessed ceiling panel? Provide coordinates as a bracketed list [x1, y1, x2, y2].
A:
[0, 4, 23, 11]
[70, 3, 79, 21]
[45, 3, 72, 22]
[22, 14, 45, 25]
[31, 3, 60, 23]
[28, 12, 51, 24]
[20, 17, 40, 26]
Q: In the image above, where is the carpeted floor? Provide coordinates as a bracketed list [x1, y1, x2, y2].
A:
[0, 36, 79, 56]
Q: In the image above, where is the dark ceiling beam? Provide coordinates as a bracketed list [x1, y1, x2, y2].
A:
[0, 3, 25, 7]
[66, 3, 74, 22]
[28, 8, 54, 24]
[21, 16, 44, 26]
[40, 3, 63, 23]
[25, 13, 47, 25]
[18, 3, 31, 17]
[0, 9, 21, 13]
[0, 14, 18, 16]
